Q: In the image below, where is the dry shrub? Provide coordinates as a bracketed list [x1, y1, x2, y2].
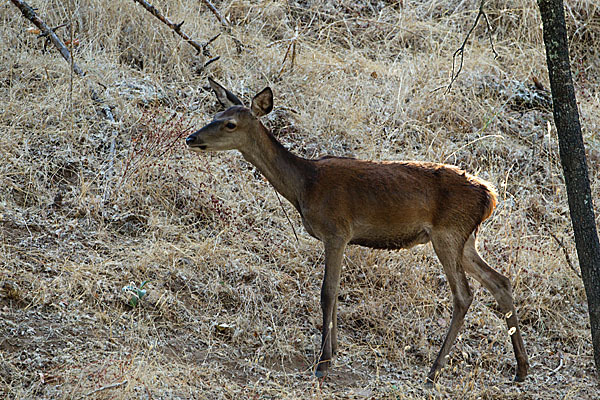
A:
[0, 0, 599, 399]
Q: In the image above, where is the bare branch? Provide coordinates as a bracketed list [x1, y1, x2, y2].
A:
[38, 22, 70, 52]
[10, 0, 84, 76]
[446, 0, 497, 93]
[482, 8, 498, 59]
[277, 26, 299, 78]
[132, 0, 216, 55]
[199, 0, 231, 28]
[205, 33, 221, 48]
[198, 0, 243, 53]
[84, 380, 128, 397]
[548, 231, 580, 278]
[203, 55, 220, 69]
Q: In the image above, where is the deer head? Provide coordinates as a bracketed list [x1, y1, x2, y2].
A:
[186, 78, 273, 152]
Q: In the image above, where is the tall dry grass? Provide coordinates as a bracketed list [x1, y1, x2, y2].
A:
[0, 0, 599, 398]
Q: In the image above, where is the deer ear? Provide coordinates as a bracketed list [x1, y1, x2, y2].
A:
[208, 77, 243, 108]
[250, 87, 273, 117]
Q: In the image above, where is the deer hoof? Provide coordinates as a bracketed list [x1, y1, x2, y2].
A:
[424, 377, 435, 389]
[314, 362, 329, 379]
[514, 373, 527, 383]
[314, 369, 326, 379]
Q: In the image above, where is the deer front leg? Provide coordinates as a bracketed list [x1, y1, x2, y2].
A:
[315, 238, 346, 378]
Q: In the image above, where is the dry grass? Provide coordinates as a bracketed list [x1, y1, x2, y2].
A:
[1, 0, 599, 398]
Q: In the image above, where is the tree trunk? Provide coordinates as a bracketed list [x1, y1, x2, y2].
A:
[538, 0, 600, 379]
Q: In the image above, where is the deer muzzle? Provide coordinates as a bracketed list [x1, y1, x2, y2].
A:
[185, 131, 207, 151]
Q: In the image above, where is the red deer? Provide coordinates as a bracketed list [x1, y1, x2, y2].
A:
[185, 78, 529, 384]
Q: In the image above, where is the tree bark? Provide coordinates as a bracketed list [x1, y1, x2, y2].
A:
[538, 0, 600, 379]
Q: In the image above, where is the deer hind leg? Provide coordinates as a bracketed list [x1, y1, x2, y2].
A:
[427, 232, 473, 385]
[331, 296, 338, 355]
[462, 234, 529, 381]
[315, 238, 346, 378]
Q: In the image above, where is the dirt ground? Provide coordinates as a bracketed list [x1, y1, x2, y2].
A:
[1, 0, 599, 398]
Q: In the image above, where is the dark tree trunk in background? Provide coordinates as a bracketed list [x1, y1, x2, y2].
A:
[538, 0, 600, 379]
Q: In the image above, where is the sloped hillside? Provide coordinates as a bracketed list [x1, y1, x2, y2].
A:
[1, 0, 599, 398]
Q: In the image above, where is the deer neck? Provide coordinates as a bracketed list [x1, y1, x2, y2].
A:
[240, 124, 312, 209]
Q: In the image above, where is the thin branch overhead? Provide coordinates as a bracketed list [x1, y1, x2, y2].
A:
[199, 0, 231, 28]
[10, 0, 84, 76]
[198, 0, 244, 53]
[132, 0, 219, 56]
[446, 0, 498, 93]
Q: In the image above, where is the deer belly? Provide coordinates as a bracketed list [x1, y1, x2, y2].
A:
[349, 229, 430, 250]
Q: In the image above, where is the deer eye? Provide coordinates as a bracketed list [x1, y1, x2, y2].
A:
[225, 122, 236, 130]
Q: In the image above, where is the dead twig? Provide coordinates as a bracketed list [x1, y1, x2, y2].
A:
[199, 0, 231, 28]
[84, 380, 128, 397]
[446, 0, 497, 93]
[550, 357, 564, 375]
[204, 33, 221, 49]
[203, 55, 221, 69]
[37, 22, 69, 37]
[277, 26, 299, 78]
[548, 231, 580, 278]
[132, 0, 219, 57]
[482, 7, 498, 59]
[10, 0, 84, 76]
[198, 0, 244, 53]
[37, 22, 69, 51]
